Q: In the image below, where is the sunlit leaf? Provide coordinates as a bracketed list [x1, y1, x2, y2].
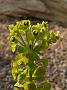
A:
[12, 67, 18, 80]
[16, 54, 28, 64]
[10, 42, 17, 52]
[11, 59, 17, 68]
[14, 82, 23, 87]
[42, 21, 48, 31]
[8, 24, 14, 31]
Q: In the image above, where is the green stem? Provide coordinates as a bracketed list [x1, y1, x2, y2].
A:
[17, 39, 24, 46]
[15, 35, 24, 46]
[27, 61, 33, 81]
[29, 70, 32, 81]
[18, 31, 26, 46]
[26, 30, 29, 45]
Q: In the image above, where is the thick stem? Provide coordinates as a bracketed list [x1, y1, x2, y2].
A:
[29, 70, 32, 81]
[26, 30, 29, 46]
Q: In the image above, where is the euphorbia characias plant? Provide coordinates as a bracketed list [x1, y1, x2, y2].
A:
[8, 20, 59, 90]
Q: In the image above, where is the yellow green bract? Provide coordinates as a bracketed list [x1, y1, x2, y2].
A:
[8, 20, 59, 90]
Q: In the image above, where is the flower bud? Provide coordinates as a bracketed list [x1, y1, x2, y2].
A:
[24, 21, 29, 26]
[33, 30, 38, 36]
[12, 37, 15, 42]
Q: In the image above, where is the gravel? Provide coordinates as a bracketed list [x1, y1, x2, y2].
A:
[0, 21, 67, 90]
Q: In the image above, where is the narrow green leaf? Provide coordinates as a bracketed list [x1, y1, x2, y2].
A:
[42, 58, 48, 68]
[17, 72, 26, 84]
[18, 45, 27, 53]
[33, 66, 45, 76]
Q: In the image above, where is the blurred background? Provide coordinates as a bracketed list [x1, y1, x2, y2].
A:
[0, 0, 67, 90]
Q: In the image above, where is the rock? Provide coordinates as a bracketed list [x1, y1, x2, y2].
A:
[0, 0, 46, 17]
[0, 0, 67, 23]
